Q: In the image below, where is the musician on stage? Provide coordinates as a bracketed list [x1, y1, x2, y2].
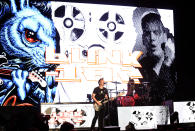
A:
[90, 78, 108, 131]
[125, 78, 140, 106]
[126, 78, 136, 97]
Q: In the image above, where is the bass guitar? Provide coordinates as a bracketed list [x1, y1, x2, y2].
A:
[94, 92, 125, 111]
[0, 68, 47, 106]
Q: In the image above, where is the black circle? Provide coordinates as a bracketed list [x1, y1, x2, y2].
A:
[107, 21, 116, 31]
[64, 18, 73, 28]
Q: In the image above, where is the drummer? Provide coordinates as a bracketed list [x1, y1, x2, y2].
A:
[126, 78, 136, 97]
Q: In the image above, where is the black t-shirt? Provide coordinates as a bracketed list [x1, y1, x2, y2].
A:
[93, 87, 108, 101]
[139, 56, 176, 104]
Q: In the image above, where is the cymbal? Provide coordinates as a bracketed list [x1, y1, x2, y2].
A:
[111, 81, 121, 84]
[107, 89, 115, 91]
[117, 90, 127, 92]
[110, 92, 118, 93]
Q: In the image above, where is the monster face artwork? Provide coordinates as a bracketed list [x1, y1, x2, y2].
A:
[0, 0, 58, 106]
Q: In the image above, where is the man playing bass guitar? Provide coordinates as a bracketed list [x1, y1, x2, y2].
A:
[90, 78, 108, 131]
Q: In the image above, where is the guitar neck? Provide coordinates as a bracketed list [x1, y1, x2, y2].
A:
[102, 92, 125, 103]
[102, 96, 117, 104]
[0, 68, 47, 87]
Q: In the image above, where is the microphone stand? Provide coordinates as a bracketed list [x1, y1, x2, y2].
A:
[105, 82, 111, 126]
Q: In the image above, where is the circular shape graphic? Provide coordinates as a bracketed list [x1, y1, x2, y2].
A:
[107, 21, 116, 31]
[64, 18, 73, 28]
[54, 5, 85, 41]
[97, 11, 125, 43]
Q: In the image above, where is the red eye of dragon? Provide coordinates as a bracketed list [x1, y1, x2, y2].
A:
[25, 29, 40, 43]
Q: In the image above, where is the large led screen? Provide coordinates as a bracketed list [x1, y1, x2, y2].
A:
[0, 0, 175, 106]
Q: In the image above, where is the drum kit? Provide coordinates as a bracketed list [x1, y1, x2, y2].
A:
[106, 81, 151, 106]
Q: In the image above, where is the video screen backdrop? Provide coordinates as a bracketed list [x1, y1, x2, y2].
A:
[0, 0, 175, 106]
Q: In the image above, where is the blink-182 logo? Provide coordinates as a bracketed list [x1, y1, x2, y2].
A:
[45, 47, 143, 84]
[47, 107, 88, 127]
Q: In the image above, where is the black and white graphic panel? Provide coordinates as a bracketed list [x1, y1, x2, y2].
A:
[41, 103, 95, 129]
[118, 106, 170, 130]
[174, 101, 195, 123]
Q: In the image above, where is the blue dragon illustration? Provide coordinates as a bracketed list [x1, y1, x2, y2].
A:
[0, 0, 58, 106]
